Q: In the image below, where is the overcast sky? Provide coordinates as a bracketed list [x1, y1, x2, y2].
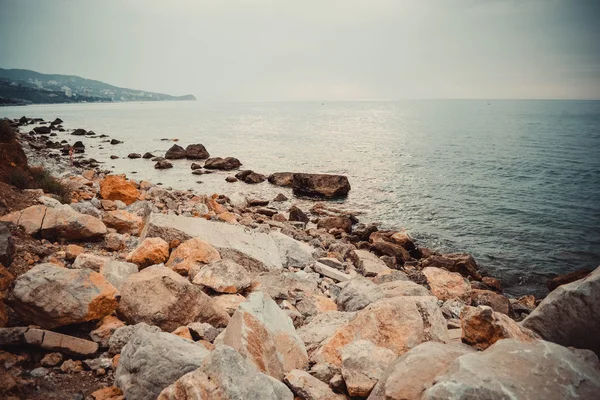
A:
[0, 0, 599, 101]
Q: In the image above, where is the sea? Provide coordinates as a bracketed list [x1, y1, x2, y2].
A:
[2, 100, 599, 297]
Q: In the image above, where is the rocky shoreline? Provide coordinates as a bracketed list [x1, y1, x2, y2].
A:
[0, 116, 599, 399]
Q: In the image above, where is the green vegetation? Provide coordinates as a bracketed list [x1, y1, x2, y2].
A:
[29, 167, 72, 204]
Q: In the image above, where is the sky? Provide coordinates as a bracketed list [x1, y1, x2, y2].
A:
[0, 0, 599, 101]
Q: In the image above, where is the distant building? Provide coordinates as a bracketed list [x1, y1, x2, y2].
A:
[62, 86, 72, 97]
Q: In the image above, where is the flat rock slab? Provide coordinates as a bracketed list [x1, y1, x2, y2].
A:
[141, 212, 313, 272]
[0, 327, 98, 357]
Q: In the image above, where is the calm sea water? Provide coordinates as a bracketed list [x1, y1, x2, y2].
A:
[2, 100, 600, 296]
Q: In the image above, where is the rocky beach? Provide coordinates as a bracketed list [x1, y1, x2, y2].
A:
[0, 116, 599, 400]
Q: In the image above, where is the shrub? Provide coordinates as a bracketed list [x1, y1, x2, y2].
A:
[30, 167, 72, 203]
[6, 169, 29, 189]
[0, 120, 16, 143]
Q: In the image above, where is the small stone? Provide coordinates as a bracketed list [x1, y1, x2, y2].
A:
[126, 237, 169, 268]
[60, 359, 83, 373]
[40, 352, 63, 367]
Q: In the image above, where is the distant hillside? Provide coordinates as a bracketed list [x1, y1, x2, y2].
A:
[0, 68, 196, 106]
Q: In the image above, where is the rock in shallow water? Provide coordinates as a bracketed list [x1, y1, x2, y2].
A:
[292, 173, 350, 198]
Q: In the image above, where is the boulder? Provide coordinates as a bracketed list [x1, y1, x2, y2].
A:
[288, 205, 309, 224]
[141, 213, 313, 272]
[100, 176, 140, 205]
[117, 265, 230, 331]
[155, 160, 173, 169]
[235, 170, 266, 184]
[367, 342, 475, 400]
[191, 259, 252, 293]
[102, 210, 143, 235]
[284, 369, 344, 400]
[341, 340, 397, 397]
[547, 268, 592, 292]
[421, 254, 482, 281]
[41, 205, 107, 241]
[8, 263, 118, 329]
[461, 305, 538, 350]
[190, 162, 202, 170]
[126, 237, 170, 268]
[256, 271, 318, 301]
[166, 237, 221, 275]
[292, 173, 351, 198]
[165, 144, 187, 159]
[100, 260, 139, 290]
[142, 152, 154, 159]
[422, 266, 471, 301]
[185, 144, 210, 160]
[317, 216, 352, 233]
[522, 265, 600, 355]
[297, 311, 356, 354]
[128, 153, 141, 159]
[222, 292, 308, 379]
[422, 339, 600, 400]
[90, 315, 126, 347]
[350, 249, 392, 277]
[470, 289, 510, 314]
[268, 172, 294, 187]
[33, 126, 52, 134]
[213, 293, 246, 316]
[73, 253, 110, 271]
[108, 322, 162, 356]
[1, 205, 46, 235]
[337, 277, 428, 312]
[115, 329, 211, 400]
[371, 241, 411, 264]
[0, 223, 15, 267]
[158, 345, 293, 400]
[312, 296, 448, 367]
[204, 157, 242, 170]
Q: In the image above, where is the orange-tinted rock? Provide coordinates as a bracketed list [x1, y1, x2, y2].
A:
[368, 342, 475, 400]
[312, 296, 448, 368]
[461, 306, 538, 350]
[166, 237, 221, 275]
[423, 266, 471, 301]
[65, 244, 84, 261]
[91, 386, 124, 400]
[0, 263, 15, 292]
[126, 237, 169, 268]
[90, 315, 126, 347]
[102, 210, 143, 235]
[171, 326, 194, 340]
[222, 292, 308, 380]
[8, 263, 117, 329]
[207, 199, 227, 214]
[192, 259, 251, 294]
[213, 293, 246, 316]
[117, 265, 230, 331]
[217, 211, 238, 224]
[470, 289, 511, 315]
[41, 205, 107, 241]
[99, 175, 140, 205]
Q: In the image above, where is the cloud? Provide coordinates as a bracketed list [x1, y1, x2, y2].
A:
[0, 0, 598, 100]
